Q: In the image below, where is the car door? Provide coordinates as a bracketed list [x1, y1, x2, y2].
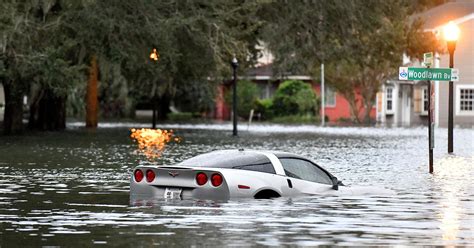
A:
[279, 158, 334, 195]
[232, 161, 292, 196]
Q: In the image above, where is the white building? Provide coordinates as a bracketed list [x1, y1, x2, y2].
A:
[377, 1, 474, 127]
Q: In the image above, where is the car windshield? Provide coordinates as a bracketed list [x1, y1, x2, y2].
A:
[179, 150, 273, 171]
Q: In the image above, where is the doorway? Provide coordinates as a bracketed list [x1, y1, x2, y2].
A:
[400, 85, 411, 126]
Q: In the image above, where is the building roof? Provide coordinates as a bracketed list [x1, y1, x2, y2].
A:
[414, 0, 474, 31]
[244, 63, 311, 81]
[246, 63, 273, 78]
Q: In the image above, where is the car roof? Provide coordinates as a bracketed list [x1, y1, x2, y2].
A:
[178, 149, 310, 168]
[178, 149, 274, 168]
[272, 151, 305, 159]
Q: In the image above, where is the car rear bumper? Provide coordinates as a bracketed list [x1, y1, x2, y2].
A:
[130, 180, 230, 201]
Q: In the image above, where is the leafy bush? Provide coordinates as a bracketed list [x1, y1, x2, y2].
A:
[174, 79, 216, 113]
[225, 80, 260, 118]
[168, 112, 194, 122]
[272, 80, 317, 116]
[255, 98, 274, 120]
[272, 114, 319, 123]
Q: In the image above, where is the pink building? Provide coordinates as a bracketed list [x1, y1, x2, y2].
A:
[214, 64, 376, 123]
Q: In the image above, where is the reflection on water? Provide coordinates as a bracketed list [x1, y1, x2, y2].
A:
[434, 156, 472, 243]
[130, 128, 180, 160]
[0, 125, 472, 246]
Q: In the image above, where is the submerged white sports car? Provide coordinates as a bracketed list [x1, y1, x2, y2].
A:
[130, 149, 366, 200]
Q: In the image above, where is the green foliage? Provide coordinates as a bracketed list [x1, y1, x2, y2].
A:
[1, 0, 265, 125]
[173, 80, 216, 113]
[261, 0, 441, 123]
[255, 98, 273, 120]
[272, 114, 318, 124]
[225, 80, 260, 118]
[272, 80, 317, 116]
[168, 112, 194, 122]
[1, 0, 444, 128]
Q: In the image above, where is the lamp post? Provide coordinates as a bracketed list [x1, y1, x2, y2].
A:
[149, 48, 159, 129]
[231, 56, 238, 136]
[443, 22, 459, 154]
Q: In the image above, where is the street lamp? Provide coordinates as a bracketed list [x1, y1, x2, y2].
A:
[150, 48, 159, 61]
[231, 56, 238, 136]
[149, 48, 160, 129]
[443, 22, 459, 154]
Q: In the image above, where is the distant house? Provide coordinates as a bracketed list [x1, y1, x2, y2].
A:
[376, 1, 474, 127]
[214, 63, 376, 123]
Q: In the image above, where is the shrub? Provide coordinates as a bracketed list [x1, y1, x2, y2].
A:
[225, 80, 259, 118]
[255, 98, 273, 120]
[174, 80, 216, 113]
[168, 112, 194, 122]
[272, 114, 319, 124]
[272, 80, 317, 116]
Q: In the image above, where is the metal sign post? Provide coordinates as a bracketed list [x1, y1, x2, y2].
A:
[399, 53, 460, 173]
[424, 52, 434, 173]
[429, 80, 435, 173]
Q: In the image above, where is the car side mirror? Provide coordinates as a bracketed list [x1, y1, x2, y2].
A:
[331, 177, 339, 191]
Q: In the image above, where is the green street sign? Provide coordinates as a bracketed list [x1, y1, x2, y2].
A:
[399, 67, 459, 81]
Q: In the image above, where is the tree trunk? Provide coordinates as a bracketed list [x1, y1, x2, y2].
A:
[3, 82, 24, 135]
[362, 87, 378, 125]
[29, 89, 66, 131]
[363, 100, 374, 125]
[339, 90, 361, 123]
[361, 80, 378, 126]
[157, 94, 171, 121]
[86, 55, 99, 128]
[28, 87, 43, 129]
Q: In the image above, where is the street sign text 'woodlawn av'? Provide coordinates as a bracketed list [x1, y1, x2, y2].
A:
[399, 67, 459, 81]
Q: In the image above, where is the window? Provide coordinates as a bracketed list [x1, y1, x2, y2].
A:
[421, 87, 428, 115]
[325, 87, 336, 107]
[456, 85, 474, 116]
[386, 87, 394, 113]
[233, 163, 276, 174]
[257, 81, 271, 99]
[279, 158, 332, 185]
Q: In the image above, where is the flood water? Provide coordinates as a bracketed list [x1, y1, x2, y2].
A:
[0, 123, 473, 246]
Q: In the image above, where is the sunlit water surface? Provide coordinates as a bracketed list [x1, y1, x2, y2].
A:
[0, 123, 473, 246]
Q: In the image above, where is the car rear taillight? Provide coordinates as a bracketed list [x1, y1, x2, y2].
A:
[134, 169, 144, 182]
[196, 172, 208, 186]
[146, 169, 155, 182]
[211, 173, 223, 187]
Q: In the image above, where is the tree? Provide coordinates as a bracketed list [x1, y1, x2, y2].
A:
[68, 0, 263, 122]
[260, 0, 441, 123]
[0, 0, 83, 133]
[1, 0, 264, 134]
[225, 80, 260, 118]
